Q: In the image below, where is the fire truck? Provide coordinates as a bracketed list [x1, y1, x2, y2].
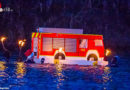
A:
[31, 28, 108, 65]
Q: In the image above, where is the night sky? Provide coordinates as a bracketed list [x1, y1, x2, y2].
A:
[0, 0, 130, 53]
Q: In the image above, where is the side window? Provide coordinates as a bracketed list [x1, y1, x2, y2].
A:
[53, 38, 64, 49]
[65, 39, 77, 52]
[79, 39, 88, 48]
[94, 40, 103, 46]
[43, 38, 52, 51]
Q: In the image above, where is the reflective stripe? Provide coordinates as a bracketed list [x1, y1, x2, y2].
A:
[39, 34, 41, 38]
[32, 33, 40, 38]
[36, 33, 39, 37]
[32, 33, 35, 38]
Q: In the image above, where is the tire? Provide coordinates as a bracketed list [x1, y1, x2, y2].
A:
[54, 53, 65, 60]
[87, 54, 98, 61]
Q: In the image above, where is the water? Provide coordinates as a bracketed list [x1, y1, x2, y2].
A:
[0, 57, 130, 90]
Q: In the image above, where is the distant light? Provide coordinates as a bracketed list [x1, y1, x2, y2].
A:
[0, 8, 3, 12]
[23, 39, 26, 42]
[106, 49, 111, 56]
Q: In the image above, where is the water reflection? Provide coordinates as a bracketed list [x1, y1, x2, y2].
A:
[0, 61, 6, 71]
[102, 66, 112, 89]
[0, 61, 8, 77]
[103, 67, 111, 82]
[55, 64, 64, 89]
[16, 62, 26, 78]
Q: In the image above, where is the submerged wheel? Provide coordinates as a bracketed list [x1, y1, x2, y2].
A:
[87, 54, 98, 61]
[54, 53, 65, 60]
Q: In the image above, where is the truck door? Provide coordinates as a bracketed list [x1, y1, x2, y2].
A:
[33, 38, 38, 58]
[78, 39, 88, 57]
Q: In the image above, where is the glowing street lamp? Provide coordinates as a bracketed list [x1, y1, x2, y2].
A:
[0, 36, 7, 51]
[106, 49, 111, 56]
[1, 37, 6, 42]
[18, 40, 25, 47]
[21, 42, 25, 47]
[18, 40, 25, 57]
[18, 40, 22, 45]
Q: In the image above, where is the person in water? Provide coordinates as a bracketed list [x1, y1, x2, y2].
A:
[110, 56, 119, 67]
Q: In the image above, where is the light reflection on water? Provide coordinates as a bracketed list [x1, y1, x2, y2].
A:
[0, 61, 8, 77]
[103, 67, 111, 83]
[55, 64, 64, 89]
[102, 66, 111, 90]
[0, 59, 129, 89]
[0, 61, 6, 71]
[16, 62, 26, 78]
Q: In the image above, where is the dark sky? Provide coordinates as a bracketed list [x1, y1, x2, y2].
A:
[0, 0, 130, 51]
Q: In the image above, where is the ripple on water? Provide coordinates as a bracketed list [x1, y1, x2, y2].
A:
[0, 58, 129, 90]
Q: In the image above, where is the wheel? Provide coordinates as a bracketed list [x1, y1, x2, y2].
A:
[87, 54, 98, 61]
[54, 53, 65, 60]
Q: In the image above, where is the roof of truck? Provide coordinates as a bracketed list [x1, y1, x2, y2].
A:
[37, 28, 83, 34]
[32, 32, 103, 40]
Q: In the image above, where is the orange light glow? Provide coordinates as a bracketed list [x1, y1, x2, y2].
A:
[18, 40, 23, 45]
[59, 48, 63, 52]
[0, 61, 6, 71]
[106, 49, 111, 56]
[21, 42, 25, 47]
[0, 37, 6, 42]
[23, 39, 26, 42]
[18, 40, 25, 47]
[55, 64, 64, 89]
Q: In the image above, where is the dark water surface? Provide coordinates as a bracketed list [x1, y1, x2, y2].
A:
[0, 57, 130, 90]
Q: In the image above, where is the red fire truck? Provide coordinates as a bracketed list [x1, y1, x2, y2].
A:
[31, 28, 108, 65]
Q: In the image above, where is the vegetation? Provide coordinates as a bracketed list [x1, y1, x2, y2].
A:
[0, 0, 129, 53]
